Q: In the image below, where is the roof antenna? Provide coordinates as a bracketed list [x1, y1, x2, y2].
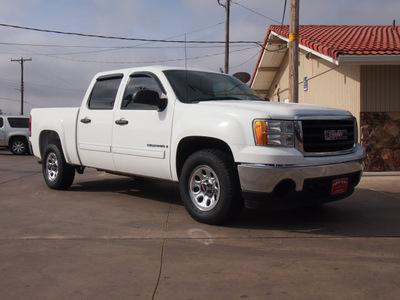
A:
[393, 20, 396, 30]
[184, 33, 188, 70]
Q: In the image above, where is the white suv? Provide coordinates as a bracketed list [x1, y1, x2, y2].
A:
[0, 116, 30, 155]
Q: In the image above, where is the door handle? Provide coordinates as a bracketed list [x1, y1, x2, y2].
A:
[115, 119, 129, 125]
[80, 117, 91, 124]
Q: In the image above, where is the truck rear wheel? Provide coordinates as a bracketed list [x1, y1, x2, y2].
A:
[179, 149, 243, 225]
[42, 143, 75, 190]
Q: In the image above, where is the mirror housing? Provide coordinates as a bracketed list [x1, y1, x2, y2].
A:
[133, 90, 167, 112]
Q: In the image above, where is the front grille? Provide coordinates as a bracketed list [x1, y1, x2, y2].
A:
[300, 119, 355, 154]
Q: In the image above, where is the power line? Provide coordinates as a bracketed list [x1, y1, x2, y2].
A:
[2, 26, 258, 65]
[0, 22, 260, 45]
[0, 96, 19, 102]
[0, 41, 104, 48]
[281, 0, 288, 25]
[0, 77, 19, 84]
[37, 45, 258, 65]
[17, 44, 252, 56]
[25, 81, 84, 93]
[0, 96, 42, 108]
[0, 41, 252, 51]
[0, 21, 227, 50]
[182, 21, 225, 36]
[231, 48, 263, 69]
[232, 1, 280, 24]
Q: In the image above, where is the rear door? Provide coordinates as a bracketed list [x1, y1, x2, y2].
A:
[111, 72, 173, 180]
[77, 73, 124, 170]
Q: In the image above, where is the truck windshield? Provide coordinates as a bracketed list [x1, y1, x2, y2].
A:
[164, 70, 264, 103]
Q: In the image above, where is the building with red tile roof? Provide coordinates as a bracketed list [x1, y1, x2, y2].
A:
[251, 25, 400, 171]
[270, 25, 400, 59]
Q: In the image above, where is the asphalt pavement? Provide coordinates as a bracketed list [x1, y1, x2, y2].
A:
[0, 149, 399, 299]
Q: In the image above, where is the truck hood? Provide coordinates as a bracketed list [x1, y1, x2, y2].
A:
[195, 100, 353, 119]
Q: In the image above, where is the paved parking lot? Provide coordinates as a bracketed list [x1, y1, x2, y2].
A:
[1, 149, 400, 299]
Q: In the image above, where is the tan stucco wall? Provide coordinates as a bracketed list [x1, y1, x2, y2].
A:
[267, 50, 361, 123]
[267, 51, 290, 102]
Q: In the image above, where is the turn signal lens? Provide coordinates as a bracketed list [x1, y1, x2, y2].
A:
[254, 120, 268, 146]
[253, 120, 294, 147]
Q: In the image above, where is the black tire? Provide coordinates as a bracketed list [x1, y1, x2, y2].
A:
[179, 149, 243, 225]
[10, 137, 28, 155]
[42, 143, 75, 190]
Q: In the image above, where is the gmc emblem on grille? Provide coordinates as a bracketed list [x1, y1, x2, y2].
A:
[324, 129, 348, 141]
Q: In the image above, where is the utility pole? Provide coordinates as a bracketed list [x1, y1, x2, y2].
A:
[217, 0, 230, 74]
[11, 57, 32, 115]
[289, 0, 299, 103]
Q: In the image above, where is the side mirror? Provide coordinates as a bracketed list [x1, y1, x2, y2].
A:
[133, 90, 167, 112]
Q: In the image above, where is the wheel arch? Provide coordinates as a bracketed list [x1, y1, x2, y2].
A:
[8, 135, 28, 146]
[39, 130, 62, 158]
[176, 136, 235, 179]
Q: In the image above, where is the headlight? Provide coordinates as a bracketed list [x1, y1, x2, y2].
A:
[253, 120, 294, 147]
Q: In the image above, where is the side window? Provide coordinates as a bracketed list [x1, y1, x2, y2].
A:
[88, 75, 123, 110]
[121, 74, 164, 110]
[0, 117, 3, 128]
[7, 117, 29, 128]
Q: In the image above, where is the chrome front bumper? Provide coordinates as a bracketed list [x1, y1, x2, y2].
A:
[237, 160, 365, 194]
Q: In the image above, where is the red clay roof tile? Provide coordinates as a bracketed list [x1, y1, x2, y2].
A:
[269, 25, 400, 59]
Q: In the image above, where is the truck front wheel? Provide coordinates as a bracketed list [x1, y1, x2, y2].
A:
[179, 149, 243, 225]
[42, 143, 75, 190]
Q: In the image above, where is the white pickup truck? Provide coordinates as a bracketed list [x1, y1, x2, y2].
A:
[30, 66, 365, 224]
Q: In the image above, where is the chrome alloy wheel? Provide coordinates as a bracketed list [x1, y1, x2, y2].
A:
[45, 152, 59, 182]
[189, 165, 220, 211]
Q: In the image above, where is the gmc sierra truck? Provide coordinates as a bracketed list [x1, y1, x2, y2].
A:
[30, 66, 365, 224]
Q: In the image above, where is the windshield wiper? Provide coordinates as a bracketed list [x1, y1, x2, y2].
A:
[193, 96, 240, 102]
[213, 96, 240, 100]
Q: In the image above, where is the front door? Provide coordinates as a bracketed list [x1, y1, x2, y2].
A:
[112, 72, 173, 180]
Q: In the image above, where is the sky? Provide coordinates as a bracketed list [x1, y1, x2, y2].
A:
[1, 0, 399, 115]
